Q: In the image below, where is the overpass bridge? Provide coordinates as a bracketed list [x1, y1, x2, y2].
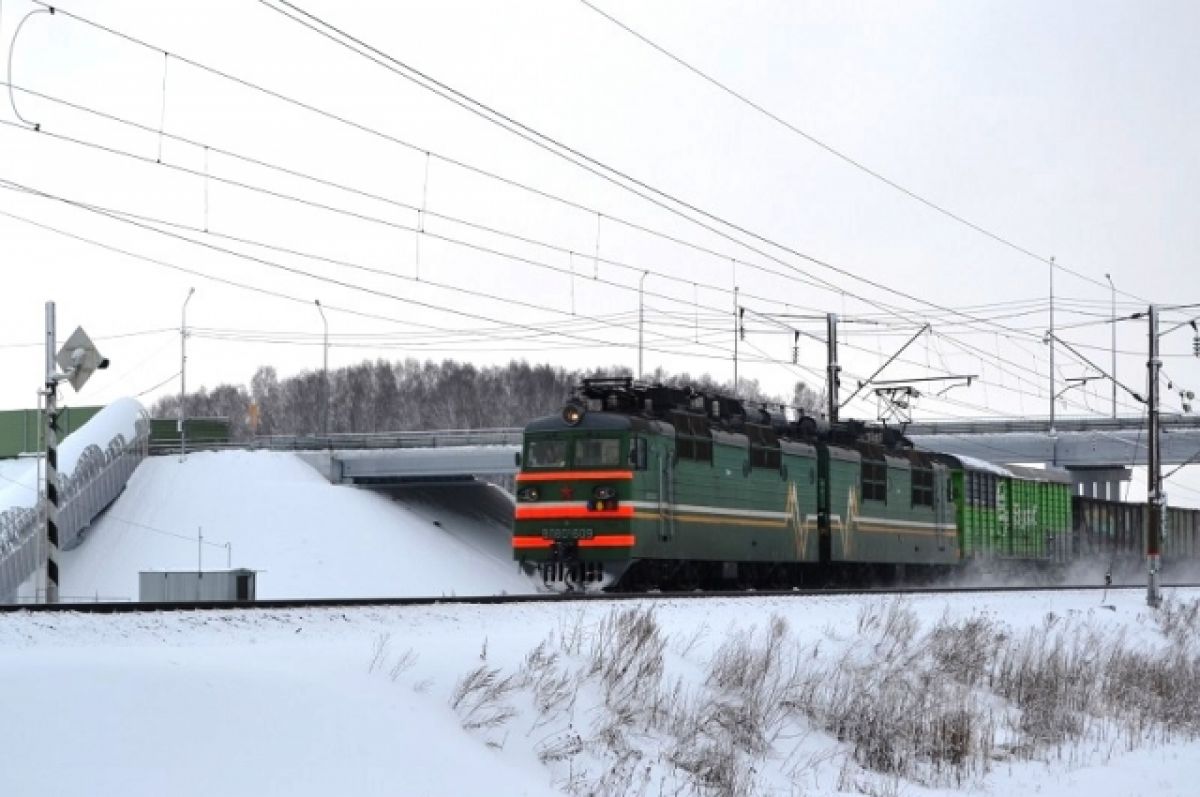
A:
[248, 416, 1200, 501]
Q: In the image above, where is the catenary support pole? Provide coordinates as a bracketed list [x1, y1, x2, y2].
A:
[732, 286, 739, 395]
[1049, 256, 1056, 430]
[1106, 273, 1117, 419]
[1147, 304, 1162, 608]
[43, 301, 59, 604]
[827, 312, 840, 424]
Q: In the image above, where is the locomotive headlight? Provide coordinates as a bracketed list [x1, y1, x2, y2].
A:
[562, 400, 586, 426]
[593, 485, 617, 501]
[517, 486, 541, 502]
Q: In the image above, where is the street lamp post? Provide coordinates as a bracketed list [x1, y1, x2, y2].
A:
[315, 299, 329, 435]
[637, 271, 647, 380]
[1105, 273, 1116, 419]
[180, 287, 195, 462]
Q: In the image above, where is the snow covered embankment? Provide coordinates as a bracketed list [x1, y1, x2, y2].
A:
[52, 449, 540, 600]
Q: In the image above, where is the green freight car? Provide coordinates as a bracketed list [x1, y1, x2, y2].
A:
[512, 378, 1082, 590]
[947, 459, 1072, 564]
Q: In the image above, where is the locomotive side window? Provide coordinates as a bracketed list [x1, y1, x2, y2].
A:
[629, 437, 648, 470]
[862, 457, 887, 503]
[747, 424, 781, 470]
[911, 466, 934, 507]
[670, 412, 712, 463]
[526, 439, 567, 468]
[574, 438, 621, 468]
[670, 412, 695, 460]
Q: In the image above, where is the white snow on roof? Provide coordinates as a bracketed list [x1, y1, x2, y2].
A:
[952, 454, 1015, 477]
[0, 397, 146, 511]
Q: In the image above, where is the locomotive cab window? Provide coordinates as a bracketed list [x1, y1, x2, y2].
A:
[574, 438, 621, 469]
[862, 457, 887, 503]
[526, 438, 567, 469]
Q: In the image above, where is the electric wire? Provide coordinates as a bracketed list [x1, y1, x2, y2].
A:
[26, 0, 1123, 375]
[576, 0, 1147, 302]
[10, 4, 1177, 423]
[256, 0, 1158, 360]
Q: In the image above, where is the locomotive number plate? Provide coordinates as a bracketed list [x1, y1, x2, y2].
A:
[541, 528, 595, 540]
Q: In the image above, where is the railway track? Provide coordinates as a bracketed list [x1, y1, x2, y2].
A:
[3, 582, 1197, 614]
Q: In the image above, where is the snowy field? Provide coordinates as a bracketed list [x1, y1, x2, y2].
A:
[4, 435, 1199, 794]
[2, 588, 1199, 796]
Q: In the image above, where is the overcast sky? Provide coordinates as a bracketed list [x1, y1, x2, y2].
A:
[1, 1, 1198, 496]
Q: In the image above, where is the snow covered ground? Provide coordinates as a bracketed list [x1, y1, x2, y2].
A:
[4, 443, 1200, 795]
[34, 449, 540, 600]
[1, 588, 1198, 796]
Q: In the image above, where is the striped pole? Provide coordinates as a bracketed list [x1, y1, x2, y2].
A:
[44, 301, 59, 604]
[44, 387, 60, 604]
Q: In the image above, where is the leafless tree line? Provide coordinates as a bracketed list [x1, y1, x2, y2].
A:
[149, 358, 824, 440]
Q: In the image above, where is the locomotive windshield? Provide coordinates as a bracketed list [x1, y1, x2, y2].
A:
[574, 438, 621, 468]
[526, 438, 568, 468]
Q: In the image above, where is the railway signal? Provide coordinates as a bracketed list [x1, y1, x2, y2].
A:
[41, 302, 109, 603]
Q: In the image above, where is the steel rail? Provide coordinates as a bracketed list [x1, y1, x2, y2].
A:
[3, 583, 1198, 614]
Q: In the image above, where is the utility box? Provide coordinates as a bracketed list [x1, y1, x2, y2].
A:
[138, 569, 257, 602]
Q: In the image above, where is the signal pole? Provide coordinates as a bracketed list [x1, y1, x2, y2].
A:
[42, 303, 60, 604]
[1146, 304, 1163, 608]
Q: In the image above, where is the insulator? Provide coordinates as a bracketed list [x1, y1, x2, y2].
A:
[1193, 335, 1200, 357]
[792, 346, 799, 364]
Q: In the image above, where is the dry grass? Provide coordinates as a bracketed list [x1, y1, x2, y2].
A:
[429, 597, 1200, 796]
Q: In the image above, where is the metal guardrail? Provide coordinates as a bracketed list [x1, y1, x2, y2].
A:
[148, 427, 524, 455]
[905, 415, 1200, 436]
[0, 417, 150, 602]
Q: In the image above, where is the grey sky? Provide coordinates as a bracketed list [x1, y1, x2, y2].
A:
[1, 0, 1197, 497]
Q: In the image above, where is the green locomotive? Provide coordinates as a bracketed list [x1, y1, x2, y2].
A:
[512, 378, 1075, 590]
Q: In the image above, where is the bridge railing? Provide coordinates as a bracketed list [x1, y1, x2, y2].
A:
[148, 427, 524, 455]
[0, 417, 150, 602]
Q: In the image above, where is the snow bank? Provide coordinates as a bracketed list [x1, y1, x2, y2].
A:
[52, 450, 539, 600]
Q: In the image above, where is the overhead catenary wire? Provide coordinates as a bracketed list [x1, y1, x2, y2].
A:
[254, 0, 1161, 360]
[576, 0, 1147, 303]
[9, 8, 1152, 427]
[0, 189, 818, 374]
[0, 172, 1119, 420]
[21, 0, 1126, 378]
[11, 4, 1180, 422]
[0, 99, 1129, 414]
[0, 175, 768, 360]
